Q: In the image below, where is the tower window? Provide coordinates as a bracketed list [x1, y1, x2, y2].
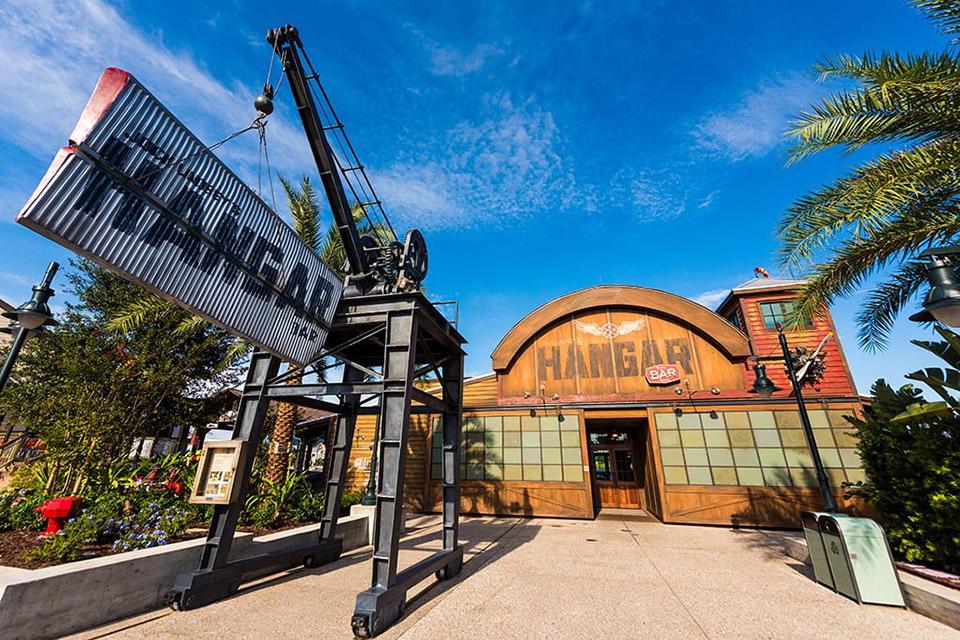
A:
[725, 310, 742, 330]
[758, 301, 813, 329]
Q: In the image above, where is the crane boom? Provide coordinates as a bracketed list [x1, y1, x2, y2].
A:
[265, 25, 427, 295]
[267, 26, 369, 282]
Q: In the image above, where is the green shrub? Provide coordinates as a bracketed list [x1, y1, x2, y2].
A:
[24, 529, 84, 563]
[289, 487, 325, 524]
[844, 380, 960, 573]
[24, 504, 101, 563]
[109, 499, 194, 552]
[241, 471, 327, 528]
[0, 490, 46, 532]
[340, 490, 363, 513]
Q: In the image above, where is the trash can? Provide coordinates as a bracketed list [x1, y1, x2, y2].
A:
[800, 510, 840, 590]
[818, 515, 905, 607]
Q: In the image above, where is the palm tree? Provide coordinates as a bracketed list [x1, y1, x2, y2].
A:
[779, 0, 960, 351]
[264, 176, 322, 484]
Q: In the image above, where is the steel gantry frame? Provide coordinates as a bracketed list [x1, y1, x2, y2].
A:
[166, 291, 465, 637]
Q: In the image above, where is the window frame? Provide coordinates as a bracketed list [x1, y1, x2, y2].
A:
[757, 300, 812, 331]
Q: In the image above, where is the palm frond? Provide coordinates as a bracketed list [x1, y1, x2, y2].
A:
[779, 139, 960, 265]
[280, 175, 320, 253]
[788, 201, 960, 330]
[319, 221, 348, 274]
[106, 294, 172, 333]
[786, 50, 960, 163]
[814, 50, 960, 84]
[914, 1, 960, 42]
[218, 339, 251, 371]
[913, 324, 960, 369]
[173, 314, 208, 335]
[905, 369, 960, 406]
[854, 259, 929, 350]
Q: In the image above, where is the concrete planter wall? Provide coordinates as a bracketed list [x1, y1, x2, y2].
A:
[0, 514, 369, 640]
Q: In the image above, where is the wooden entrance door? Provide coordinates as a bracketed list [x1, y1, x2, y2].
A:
[588, 427, 644, 509]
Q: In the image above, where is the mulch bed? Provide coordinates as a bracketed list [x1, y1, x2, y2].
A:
[0, 530, 51, 569]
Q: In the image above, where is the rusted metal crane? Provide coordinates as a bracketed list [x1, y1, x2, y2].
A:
[165, 25, 466, 638]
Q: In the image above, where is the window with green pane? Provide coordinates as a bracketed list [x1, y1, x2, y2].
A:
[758, 301, 812, 330]
[432, 414, 582, 483]
[656, 408, 864, 489]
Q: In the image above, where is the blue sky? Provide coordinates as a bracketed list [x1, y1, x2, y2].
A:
[0, 1, 950, 390]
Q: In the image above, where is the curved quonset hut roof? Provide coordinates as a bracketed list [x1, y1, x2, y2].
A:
[490, 285, 752, 371]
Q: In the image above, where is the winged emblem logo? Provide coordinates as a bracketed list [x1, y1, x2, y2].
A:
[575, 319, 646, 339]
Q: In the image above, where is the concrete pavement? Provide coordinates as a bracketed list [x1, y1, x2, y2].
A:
[71, 515, 958, 639]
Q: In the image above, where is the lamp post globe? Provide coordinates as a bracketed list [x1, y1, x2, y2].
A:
[0, 262, 59, 395]
[910, 251, 960, 327]
[748, 363, 780, 399]
[5, 302, 54, 331]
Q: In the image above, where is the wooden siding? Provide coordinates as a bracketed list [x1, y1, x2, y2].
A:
[498, 307, 746, 402]
[348, 284, 865, 527]
[492, 285, 751, 369]
[345, 413, 431, 510]
[425, 481, 593, 519]
[462, 375, 498, 406]
[660, 486, 870, 527]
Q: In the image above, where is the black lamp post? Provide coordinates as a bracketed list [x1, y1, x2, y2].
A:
[909, 246, 960, 326]
[361, 415, 380, 506]
[0, 262, 59, 394]
[749, 324, 837, 513]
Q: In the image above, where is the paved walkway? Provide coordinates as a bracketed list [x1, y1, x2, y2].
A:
[73, 516, 958, 639]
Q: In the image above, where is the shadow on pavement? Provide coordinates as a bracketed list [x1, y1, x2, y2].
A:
[231, 514, 541, 623]
[400, 517, 541, 620]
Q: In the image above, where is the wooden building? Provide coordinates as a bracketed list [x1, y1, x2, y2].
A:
[342, 277, 868, 527]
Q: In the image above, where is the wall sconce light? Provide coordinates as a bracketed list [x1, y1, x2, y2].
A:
[524, 387, 562, 419]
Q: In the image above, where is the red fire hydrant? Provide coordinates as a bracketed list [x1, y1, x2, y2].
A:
[35, 496, 83, 536]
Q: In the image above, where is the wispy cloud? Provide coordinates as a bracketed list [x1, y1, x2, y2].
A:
[691, 288, 730, 309]
[693, 75, 818, 161]
[698, 190, 719, 209]
[607, 164, 698, 222]
[0, 272, 34, 288]
[407, 25, 505, 77]
[429, 42, 505, 76]
[375, 93, 576, 229]
[0, 0, 311, 200]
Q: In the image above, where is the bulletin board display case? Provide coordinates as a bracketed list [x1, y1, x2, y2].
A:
[189, 440, 248, 505]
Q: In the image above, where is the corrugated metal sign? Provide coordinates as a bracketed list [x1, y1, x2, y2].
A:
[17, 68, 343, 365]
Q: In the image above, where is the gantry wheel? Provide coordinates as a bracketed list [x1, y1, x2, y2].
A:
[351, 613, 372, 638]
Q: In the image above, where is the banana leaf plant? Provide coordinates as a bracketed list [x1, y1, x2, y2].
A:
[906, 325, 960, 410]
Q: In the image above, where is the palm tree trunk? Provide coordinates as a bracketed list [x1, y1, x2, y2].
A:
[265, 368, 300, 484]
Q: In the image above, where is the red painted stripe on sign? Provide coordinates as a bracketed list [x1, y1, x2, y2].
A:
[69, 67, 131, 145]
